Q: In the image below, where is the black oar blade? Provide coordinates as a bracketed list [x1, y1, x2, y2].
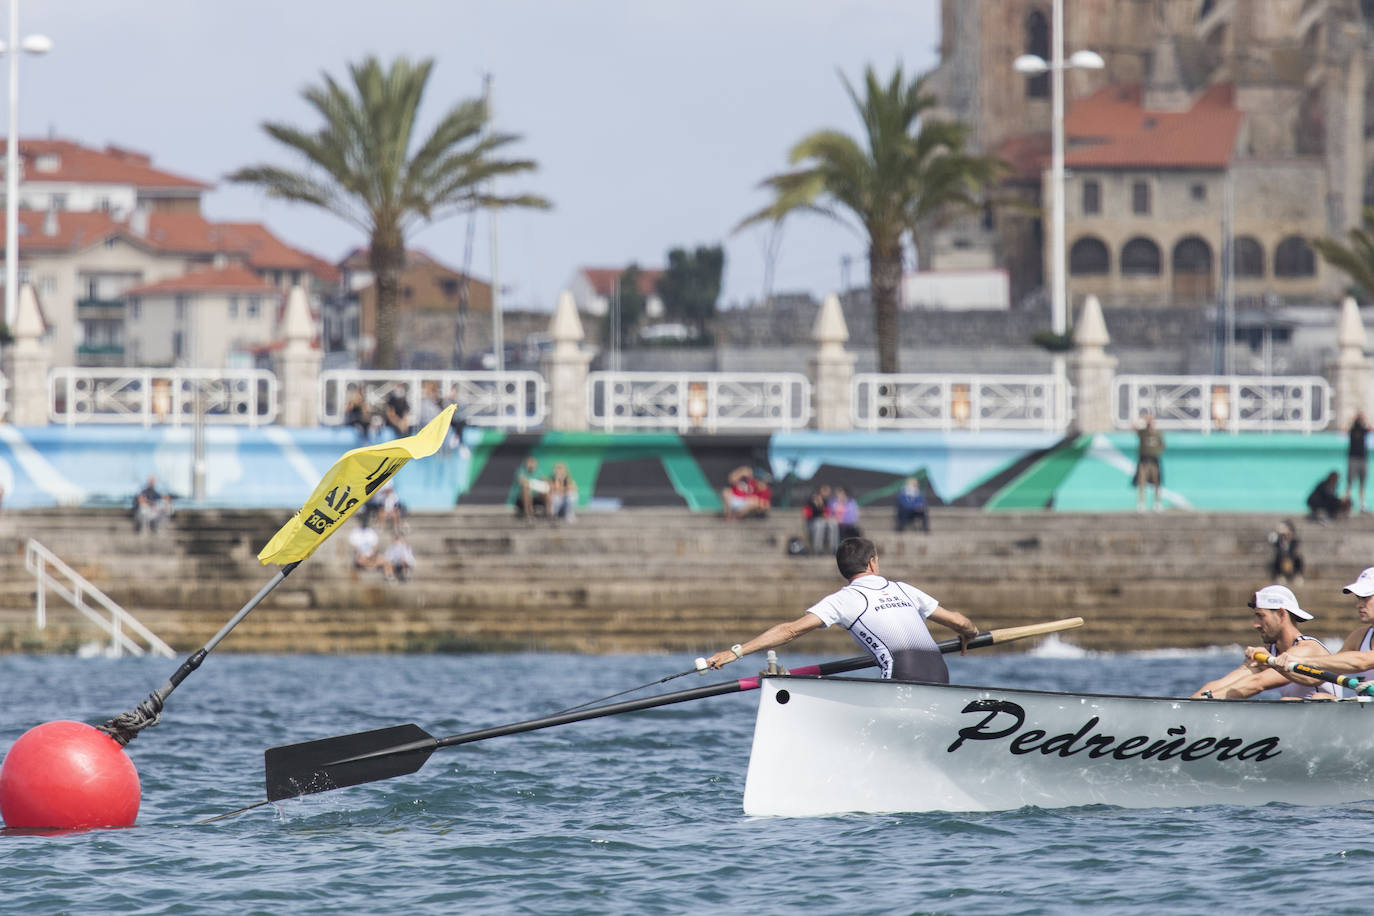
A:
[265, 724, 437, 801]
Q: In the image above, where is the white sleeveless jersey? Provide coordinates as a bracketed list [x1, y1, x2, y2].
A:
[805, 575, 941, 679]
[1269, 635, 1341, 699]
[1356, 627, 1374, 684]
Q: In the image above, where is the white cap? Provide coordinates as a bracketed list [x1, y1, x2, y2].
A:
[1249, 584, 1313, 620]
[1343, 567, 1374, 598]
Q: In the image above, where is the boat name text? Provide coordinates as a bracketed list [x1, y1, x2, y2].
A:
[946, 700, 1282, 762]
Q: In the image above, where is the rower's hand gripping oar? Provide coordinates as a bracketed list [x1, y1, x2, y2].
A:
[96, 405, 458, 747]
[1250, 648, 1374, 696]
[251, 616, 1084, 807]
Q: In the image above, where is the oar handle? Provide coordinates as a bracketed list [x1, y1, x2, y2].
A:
[1253, 649, 1374, 695]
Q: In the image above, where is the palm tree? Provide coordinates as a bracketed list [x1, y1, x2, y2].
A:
[738, 65, 1003, 373]
[230, 57, 550, 369]
[1314, 207, 1374, 301]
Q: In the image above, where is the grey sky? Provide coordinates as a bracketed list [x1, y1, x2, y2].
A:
[20, 0, 940, 311]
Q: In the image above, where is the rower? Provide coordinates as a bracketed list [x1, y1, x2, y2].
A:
[1255, 566, 1374, 686]
[703, 536, 978, 682]
[1194, 584, 1339, 700]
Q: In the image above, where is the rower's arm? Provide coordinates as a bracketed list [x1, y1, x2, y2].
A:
[705, 612, 825, 670]
[927, 606, 978, 655]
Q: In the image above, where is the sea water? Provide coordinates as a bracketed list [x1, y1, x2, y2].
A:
[2, 647, 1372, 915]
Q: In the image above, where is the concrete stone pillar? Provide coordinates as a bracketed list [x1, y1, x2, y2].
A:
[809, 293, 855, 430]
[545, 290, 591, 431]
[6, 284, 50, 425]
[1066, 295, 1117, 434]
[278, 285, 321, 427]
[1329, 295, 1372, 428]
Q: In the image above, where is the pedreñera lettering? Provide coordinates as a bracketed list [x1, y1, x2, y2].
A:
[946, 699, 1281, 763]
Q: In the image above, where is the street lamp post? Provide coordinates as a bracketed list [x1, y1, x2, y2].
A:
[2, 0, 51, 330]
[1013, 0, 1101, 429]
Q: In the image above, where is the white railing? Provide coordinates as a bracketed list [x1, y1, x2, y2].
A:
[25, 538, 174, 658]
[1114, 375, 1331, 433]
[320, 369, 547, 432]
[588, 371, 812, 432]
[853, 374, 1067, 432]
[50, 368, 278, 427]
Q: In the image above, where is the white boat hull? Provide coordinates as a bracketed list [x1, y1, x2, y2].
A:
[742, 677, 1374, 816]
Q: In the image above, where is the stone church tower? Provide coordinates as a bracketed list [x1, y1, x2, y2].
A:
[923, 0, 1374, 310]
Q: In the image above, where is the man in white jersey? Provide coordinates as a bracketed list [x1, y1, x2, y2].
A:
[1255, 567, 1374, 685]
[1193, 584, 1338, 699]
[704, 537, 978, 681]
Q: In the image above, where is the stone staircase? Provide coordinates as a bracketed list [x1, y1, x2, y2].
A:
[2, 505, 1372, 654]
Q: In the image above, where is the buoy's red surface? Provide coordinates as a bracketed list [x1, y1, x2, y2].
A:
[0, 720, 140, 828]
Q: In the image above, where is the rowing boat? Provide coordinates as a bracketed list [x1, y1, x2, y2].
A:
[742, 676, 1374, 815]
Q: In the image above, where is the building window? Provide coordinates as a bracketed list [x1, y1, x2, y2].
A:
[96, 197, 111, 212]
[130, 299, 141, 319]
[1120, 236, 1163, 275]
[39, 275, 56, 294]
[1132, 181, 1151, 215]
[105, 237, 117, 250]
[173, 331, 183, 360]
[1025, 10, 1050, 98]
[1069, 236, 1110, 275]
[228, 297, 239, 318]
[247, 297, 260, 318]
[1190, 183, 1207, 202]
[1274, 235, 1316, 277]
[176, 296, 188, 319]
[50, 193, 66, 210]
[1172, 236, 1213, 275]
[1082, 180, 1101, 215]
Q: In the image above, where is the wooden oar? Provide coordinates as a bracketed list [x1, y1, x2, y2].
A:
[1251, 649, 1374, 696]
[258, 617, 1084, 804]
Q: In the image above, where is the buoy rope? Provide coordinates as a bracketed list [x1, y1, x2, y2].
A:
[95, 692, 164, 746]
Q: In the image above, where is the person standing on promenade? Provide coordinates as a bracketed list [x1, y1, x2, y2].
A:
[1349, 411, 1369, 514]
[704, 536, 978, 682]
[1133, 411, 1164, 512]
[1255, 567, 1374, 686]
[1193, 585, 1338, 699]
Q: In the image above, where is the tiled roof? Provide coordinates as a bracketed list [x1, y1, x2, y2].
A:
[0, 210, 333, 281]
[995, 132, 1051, 182]
[1063, 83, 1241, 169]
[580, 267, 664, 298]
[124, 264, 279, 297]
[2, 138, 211, 190]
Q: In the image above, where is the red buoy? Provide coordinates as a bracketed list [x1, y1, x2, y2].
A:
[0, 720, 140, 829]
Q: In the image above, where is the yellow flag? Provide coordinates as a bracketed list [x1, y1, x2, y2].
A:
[257, 404, 457, 566]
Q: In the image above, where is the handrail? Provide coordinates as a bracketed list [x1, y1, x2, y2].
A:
[24, 538, 174, 658]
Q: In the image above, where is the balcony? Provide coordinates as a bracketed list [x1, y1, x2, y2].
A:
[76, 297, 125, 320]
[76, 343, 125, 368]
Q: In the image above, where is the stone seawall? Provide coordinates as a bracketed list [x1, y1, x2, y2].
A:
[3, 507, 1374, 656]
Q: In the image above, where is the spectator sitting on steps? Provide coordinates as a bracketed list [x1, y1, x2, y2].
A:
[1307, 471, 1350, 525]
[722, 466, 769, 521]
[348, 519, 389, 579]
[133, 475, 173, 534]
[895, 477, 930, 534]
[802, 484, 838, 555]
[548, 462, 578, 522]
[386, 534, 416, 583]
[830, 486, 862, 539]
[516, 456, 549, 521]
